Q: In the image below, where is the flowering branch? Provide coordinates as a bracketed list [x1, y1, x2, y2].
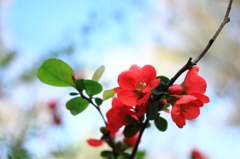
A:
[131, 0, 234, 158]
[36, 0, 233, 159]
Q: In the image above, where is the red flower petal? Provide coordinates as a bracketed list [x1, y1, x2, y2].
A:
[129, 65, 141, 74]
[141, 65, 157, 85]
[190, 93, 210, 104]
[118, 71, 140, 90]
[143, 78, 160, 93]
[183, 67, 207, 94]
[87, 139, 104, 147]
[113, 87, 122, 93]
[124, 133, 139, 147]
[183, 104, 200, 120]
[117, 89, 138, 106]
[136, 92, 151, 105]
[175, 95, 197, 105]
[171, 105, 186, 128]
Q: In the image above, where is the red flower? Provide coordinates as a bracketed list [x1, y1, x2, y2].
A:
[106, 97, 129, 132]
[48, 101, 62, 125]
[114, 65, 160, 106]
[106, 97, 142, 134]
[87, 139, 104, 147]
[170, 66, 210, 128]
[191, 149, 205, 159]
[181, 66, 209, 104]
[124, 133, 139, 147]
[171, 95, 202, 128]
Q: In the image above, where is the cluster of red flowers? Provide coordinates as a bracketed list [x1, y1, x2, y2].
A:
[87, 64, 209, 147]
[88, 65, 160, 147]
[48, 101, 62, 125]
[169, 66, 210, 128]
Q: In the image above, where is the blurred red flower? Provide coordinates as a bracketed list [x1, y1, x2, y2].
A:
[106, 97, 128, 132]
[191, 149, 205, 159]
[87, 139, 104, 147]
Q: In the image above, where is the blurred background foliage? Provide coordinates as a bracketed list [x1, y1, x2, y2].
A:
[0, 0, 240, 158]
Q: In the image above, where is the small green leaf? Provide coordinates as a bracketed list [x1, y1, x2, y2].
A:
[100, 127, 109, 135]
[136, 151, 146, 159]
[123, 124, 139, 138]
[117, 152, 130, 159]
[100, 134, 109, 140]
[83, 80, 103, 96]
[126, 115, 139, 124]
[76, 79, 85, 92]
[92, 65, 105, 81]
[154, 116, 168, 132]
[146, 100, 158, 120]
[146, 122, 151, 128]
[69, 92, 79, 96]
[103, 89, 116, 100]
[37, 58, 75, 87]
[157, 75, 170, 84]
[95, 98, 103, 106]
[152, 88, 163, 95]
[66, 97, 89, 115]
[101, 151, 113, 157]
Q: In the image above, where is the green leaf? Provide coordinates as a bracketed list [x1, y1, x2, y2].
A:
[136, 151, 146, 159]
[92, 65, 105, 81]
[76, 79, 85, 92]
[83, 80, 103, 96]
[69, 92, 79, 96]
[95, 98, 103, 106]
[66, 97, 89, 115]
[103, 89, 116, 100]
[101, 151, 113, 158]
[146, 100, 158, 120]
[100, 134, 109, 140]
[126, 115, 139, 124]
[146, 122, 151, 128]
[117, 152, 130, 159]
[157, 75, 170, 84]
[154, 116, 168, 132]
[152, 88, 163, 95]
[123, 124, 139, 138]
[37, 58, 75, 87]
[100, 127, 109, 135]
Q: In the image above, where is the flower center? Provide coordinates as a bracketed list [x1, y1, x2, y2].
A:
[180, 104, 190, 113]
[135, 80, 146, 93]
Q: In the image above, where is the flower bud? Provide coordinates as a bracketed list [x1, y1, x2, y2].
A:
[169, 84, 183, 94]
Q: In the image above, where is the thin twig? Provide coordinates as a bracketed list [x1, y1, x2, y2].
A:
[191, 0, 233, 65]
[167, 0, 233, 86]
[81, 94, 118, 158]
